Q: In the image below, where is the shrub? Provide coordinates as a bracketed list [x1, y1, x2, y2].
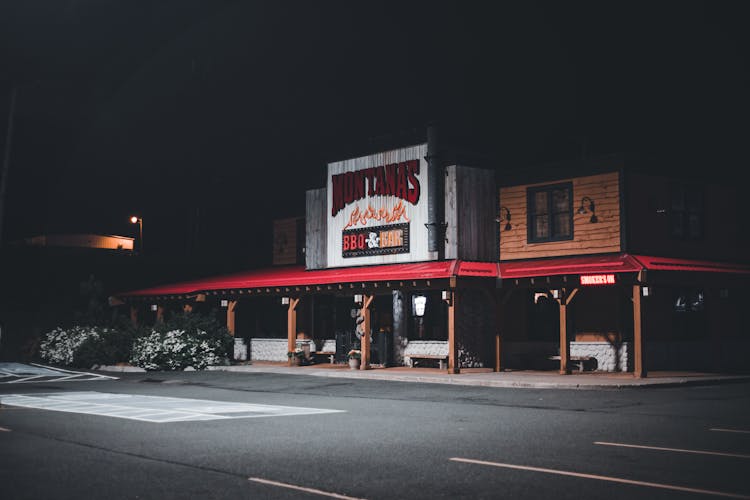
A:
[38, 326, 106, 367]
[129, 311, 233, 371]
[130, 328, 230, 371]
[73, 327, 135, 368]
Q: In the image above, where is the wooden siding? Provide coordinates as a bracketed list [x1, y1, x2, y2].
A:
[625, 172, 747, 263]
[272, 217, 304, 266]
[305, 188, 327, 270]
[499, 172, 621, 260]
[445, 165, 497, 261]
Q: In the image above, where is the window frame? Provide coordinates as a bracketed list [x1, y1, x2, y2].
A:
[526, 182, 574, 243]
[670, 184, 704, 240]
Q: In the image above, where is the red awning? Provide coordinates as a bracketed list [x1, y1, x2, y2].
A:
[499, 253, 643, 279]
[633, 255, 750, 274]
[117, 260, 500, 298]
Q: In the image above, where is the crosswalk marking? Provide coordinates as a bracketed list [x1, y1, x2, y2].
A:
[0, 391, 345, 423]
[0, 363, 117, 384]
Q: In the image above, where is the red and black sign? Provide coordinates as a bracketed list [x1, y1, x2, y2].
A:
[331, 160, 421, 217]
[342, 223, 410, 258]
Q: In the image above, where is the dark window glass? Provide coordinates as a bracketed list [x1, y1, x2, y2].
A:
[528, 183, 573, 242]
[670, 185, 703, 240]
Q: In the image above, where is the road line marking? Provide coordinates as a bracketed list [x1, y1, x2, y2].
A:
[0, 426, 10, 432]
[248, 477, 366, 499]
[712, 428, 750, 434]
[449, 457, 750, 499]
[595, 441, 750, 459]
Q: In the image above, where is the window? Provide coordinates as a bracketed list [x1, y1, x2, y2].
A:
[527, 183, 573, 243]
[670, 184, 703, 239]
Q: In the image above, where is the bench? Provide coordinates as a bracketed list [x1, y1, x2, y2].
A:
[548, 355, 594, 373]
[404, 341, 449, 370]
[314, 339, 336, 363]
[407, 354, 449, 370]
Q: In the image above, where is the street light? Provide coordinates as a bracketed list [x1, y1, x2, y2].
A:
[130, 216, 143, 254]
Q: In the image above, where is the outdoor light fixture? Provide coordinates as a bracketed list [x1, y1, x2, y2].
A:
[642, 287, 650, 297]
[577, 196, 598, 223]
[496, 206, 512, 231]
[129, 215, 143, 253]
[412, 295, 427, 317]
[281, 297, 290, 305]
[150, 304, 158, 311]
[220, 299, 229, 307]
[353, 294, 363, 304]
[551, 289, 560, 299]
[441, 290, 452, 305]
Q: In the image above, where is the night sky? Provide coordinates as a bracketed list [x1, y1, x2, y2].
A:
[1, 1, 748, 273]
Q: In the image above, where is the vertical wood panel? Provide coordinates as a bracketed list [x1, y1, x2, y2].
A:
[305, 188, 327, 269]
[456, 166, 496, 261]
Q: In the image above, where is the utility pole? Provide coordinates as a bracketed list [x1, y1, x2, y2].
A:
[0, 85, 17, 248]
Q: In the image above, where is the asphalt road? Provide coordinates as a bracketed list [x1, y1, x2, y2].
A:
[1, 368, 749, 499]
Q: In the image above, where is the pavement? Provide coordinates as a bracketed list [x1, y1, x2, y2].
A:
[197, 361, 750, 390]
[8, 360, 744, 389]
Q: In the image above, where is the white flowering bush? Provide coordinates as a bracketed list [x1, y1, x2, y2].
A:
[129, 311, 232, 371]
[130, 329, 228, 371]
[38, 326, 105, 366]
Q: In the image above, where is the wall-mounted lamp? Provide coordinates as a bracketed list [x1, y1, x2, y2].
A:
[353, 294, 363, 304]
[412, 295, 427, 317]
[496, 206, 512, 231]
[577, 196, 598, 223]
[281, 297, 290, 305]
[642, 287, 650, 297]
[441, 290, 453, 305]
[550, 289, 560, 299]
[150, 304, 158, 311]
[220, 299, 229, 307]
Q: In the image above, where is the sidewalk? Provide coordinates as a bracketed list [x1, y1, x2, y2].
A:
[209, 362, 750, 390]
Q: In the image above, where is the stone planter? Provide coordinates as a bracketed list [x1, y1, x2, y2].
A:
[348, 358, 360, 370]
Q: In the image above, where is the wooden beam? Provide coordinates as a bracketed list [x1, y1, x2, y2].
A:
[559, 292, 571, 375]
[287, 297, 299, 367]
[448, 290, 460, 374]
[226, 300, 237, 336]
[360, 294, 374, 370]
[633, 285, 647, 378]
[156, 305, 165, 324]
[495, 333, 501, 372]
[130, 306, 138, 327]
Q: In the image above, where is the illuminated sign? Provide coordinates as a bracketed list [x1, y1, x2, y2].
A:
[580, 274, 616, 286]
[331, 160, 421, 217]
[342, 223, 409, 258]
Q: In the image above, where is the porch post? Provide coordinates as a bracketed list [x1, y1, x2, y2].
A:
[226, 300, 237, 336]
[633, 285, 647, 378]
[155, 305, 165, 324]
[559, 298, 570, 375]
[448, 288, 459, 374]
[130, 305, 138, 327]
[287, 297, 299, 366]
[360, 294, 374, 370]
[495, 334, 501, 373]
[557, 288, 578, 375]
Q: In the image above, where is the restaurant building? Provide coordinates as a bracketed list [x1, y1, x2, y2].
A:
[114, 131, 750, 376]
